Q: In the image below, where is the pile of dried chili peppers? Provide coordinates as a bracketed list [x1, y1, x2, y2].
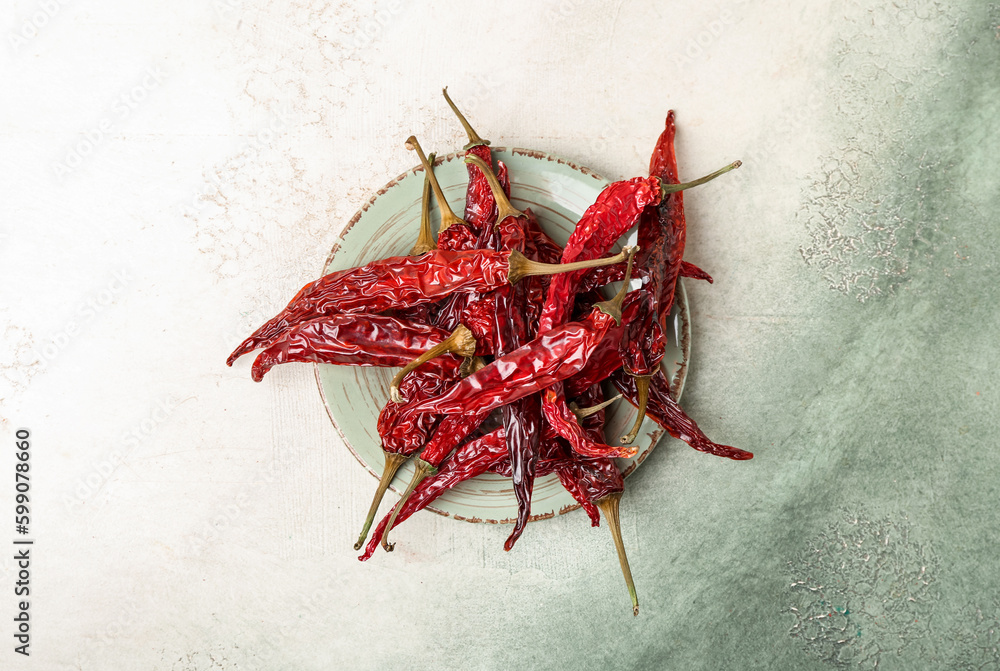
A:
[227, 89, 751, 616]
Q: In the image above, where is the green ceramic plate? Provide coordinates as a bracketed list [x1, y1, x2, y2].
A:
[315, 148, 690, 524]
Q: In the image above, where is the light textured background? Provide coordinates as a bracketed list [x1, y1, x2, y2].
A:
[2, 1, 999, 669]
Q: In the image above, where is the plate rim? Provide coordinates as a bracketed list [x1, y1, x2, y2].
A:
[313, 147, 690, 523]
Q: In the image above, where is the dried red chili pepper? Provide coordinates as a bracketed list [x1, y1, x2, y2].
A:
[227, 246, 632, 365]
[411, 248, 640, 463]
[354, 360, 460, 549]
[643, 112, 739, 328]
[537, 177, 662, 334]
[360, 427, 508, 561]
[612, 368, 753, 460]
[406, 255, 638, 417]
[442, 87, 509, 234]
[249, 314, 452, 382]
[464, 153, 542, 551]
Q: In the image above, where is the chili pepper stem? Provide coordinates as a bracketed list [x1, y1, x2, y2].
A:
[390, 325, 478, 403]
[381, 459, 437, 552]
[406, 136, 467, 233]
[661, 160, 741, 195]
[620, 375, 652, 444]
[354, 451, 409, 550]
[442, 87, 489, 150]
[464, 154, 522, 223]
[409, 152, 437, 256]
[569, 394, 623, 420]
[594, 246, 639, 324]
[596, 491, 639, 616]
[459, 355, 486, 378]
[507, 245, 638, 285]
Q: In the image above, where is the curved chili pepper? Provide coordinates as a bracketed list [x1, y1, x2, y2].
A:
[359, 427, 508, 561]
[354, 361, 460, 549]
[464, 152, 541, 551]
[537, 177, 662, 333]
[249, 315, 452, 382]
[541, 253, 646, 458]
[442, 87, 497, 233]
[407, 253, 638, 424]
[612, 368, 753, 460]
[228, 246, 632, 365]
[563, 291, 651, 397]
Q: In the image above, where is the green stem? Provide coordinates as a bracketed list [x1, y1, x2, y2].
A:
[620, 375, 651, 444]
[409, 152, 437, 256]
[593, 246, 639, 324]
[507, 245, 638, 285]
[464, 154, 522, 223]
[354, 451, 409, 550]
[662, 160, 741, 195]
[570, 394, 622, 420]
[406, 136, 467, 233]
[442, 87, 489, 150]
[390, 325, 477, 403]
[380, 459, 437, 552]
[596, 491, 639, 616]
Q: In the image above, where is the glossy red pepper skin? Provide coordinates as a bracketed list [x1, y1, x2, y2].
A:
[612, 369, 753, 460]
[418, 410, 490, 468]
[409, 307, 619, 417]
[378, 358, 462, 457]
[523, 208, 564, 265]
[249, 315, 452, 382]
[463, 146, 508, 232]
[563, 292, 649, 397]
[537, 177, 662, 333]
[619, 298, 665, 377]
[228, 249, 519, 364]
[542, 386, 636, 459]
[359, 428, 508, 561]
[437, 224, 479, 252]
[641, 111, 687, 328]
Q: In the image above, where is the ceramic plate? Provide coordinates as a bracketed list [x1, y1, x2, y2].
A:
[315, 148, 690, 523]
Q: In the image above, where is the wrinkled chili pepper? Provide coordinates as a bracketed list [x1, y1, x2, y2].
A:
[249, 314, 452, 382]
[642, 112, 740, 328]
[464, 152, 541, 551]
[406, 248, 638, 426]
[537, 177, 661, 333]
[363, 427, 508, 559]
[354, 359, 460, 549]
[228, 246, 633, 365]
[612, 368, 753, 461]
[442, 87, 500, 233]
[383, 247, 636, 401]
